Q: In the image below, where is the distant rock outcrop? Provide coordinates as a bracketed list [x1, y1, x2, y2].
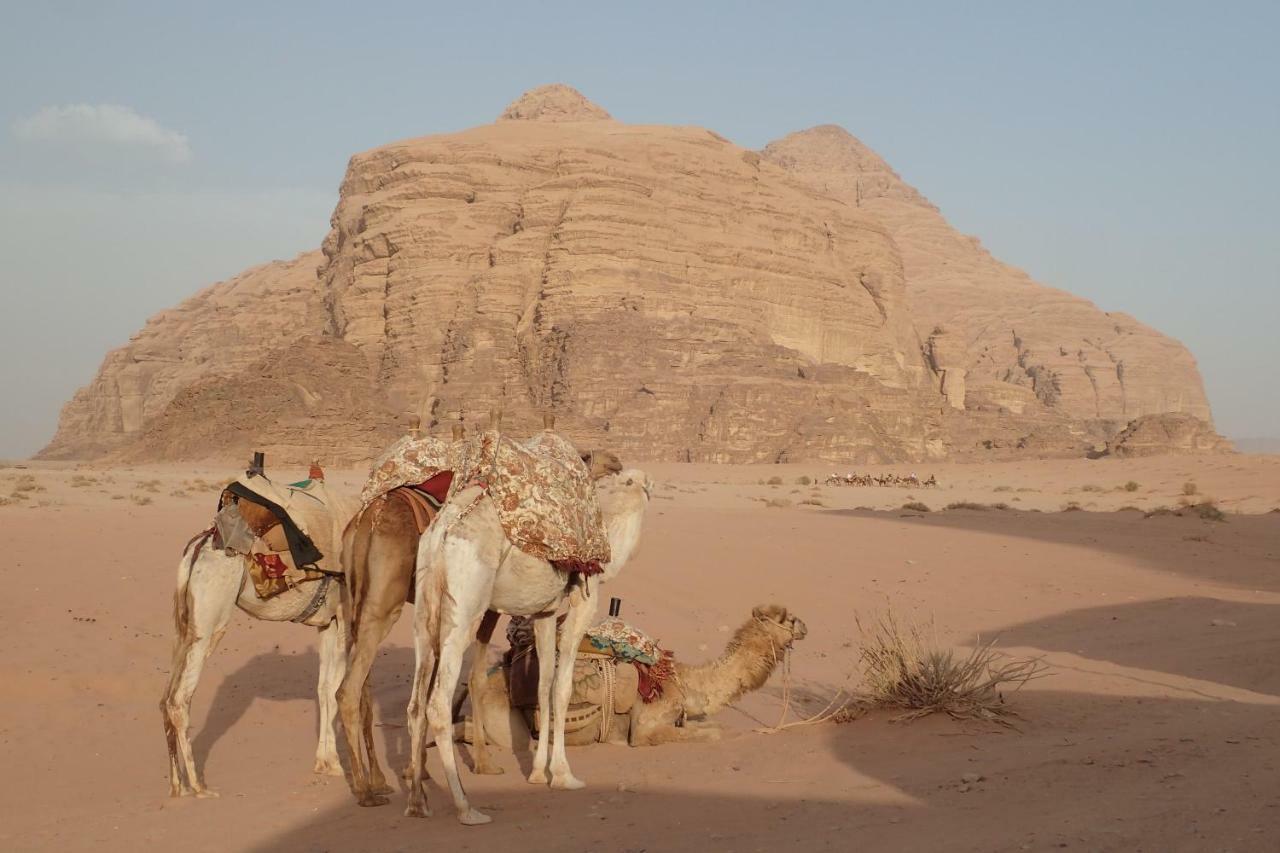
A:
[40, 86, 1217, 464]
[1108, 414, 1233, 457]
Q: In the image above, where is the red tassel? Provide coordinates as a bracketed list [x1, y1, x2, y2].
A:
[309, 461, 325, 481]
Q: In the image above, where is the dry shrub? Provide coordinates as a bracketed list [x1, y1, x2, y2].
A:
[800, 497, 826, 507]
[131, 494, 153, 506]
[852, 611, 1046, 725]
[1080, 484, 1103, 493]
[1123, 480, 1140, 492]
[945, 501, 990, 511]
[901, 501, 931, 512]
[1117, 505, 1142, 512]
[136, 479, 162, 493]
[70, 474, 98, 487]
[0, 496, 13, 507]
[767, 475, 784, 486]
[1062, 501, 1083, 512]
[170, 489, 189, 498]
[1193, 501, 1225, 522]
[13, 475, 43, 494]
[795, 475, 812, 486]
[765, 497, 792, 509]
[1182, 481, 1198, 496]
[1144, 506, 1176, 517]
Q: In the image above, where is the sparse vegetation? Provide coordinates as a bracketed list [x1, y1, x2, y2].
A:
[13, 475, 43, 494]
[901, 501, 931, 512]
[1062, 501, 1083, 512]
[1117, 505, 1142, 512]
[136, 479, 162, 493]
[1182, 481, 1198, 496]
[795, 475, 811, 486]
[1193, 501, 1225, 522]
[1123, 481, 1140, 492]
[767, 475, 784, 486]
[992, 485, 1012, 493]
[131, 494, 153, 506]
[1081, 484, 1103, 493]
[799, 497, 826, 507]
[70, 474, 99, 487]
[945, 501, 990, 511]
[848, 610, 1046, 725]
[764, 498, 791, 509]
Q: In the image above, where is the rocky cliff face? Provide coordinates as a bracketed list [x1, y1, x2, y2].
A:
[40, 86, 1214, 464]
[761, 125, 1213, 446]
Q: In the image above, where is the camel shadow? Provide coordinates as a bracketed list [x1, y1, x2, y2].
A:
[194, 647, 324, 769]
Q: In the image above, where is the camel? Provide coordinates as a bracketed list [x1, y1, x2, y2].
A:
[405, 463, 651, 824]
[461, 605, 807, 752]
[336, 420, 625, 808]
[160, 532, 347, 797]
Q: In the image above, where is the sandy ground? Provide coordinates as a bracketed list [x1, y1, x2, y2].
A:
[1, 453, 1279, 852]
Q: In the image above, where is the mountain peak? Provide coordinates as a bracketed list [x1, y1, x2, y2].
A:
[498, 84, 612, 122]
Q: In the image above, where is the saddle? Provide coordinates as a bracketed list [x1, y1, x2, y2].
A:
[215, 471, 355, 600]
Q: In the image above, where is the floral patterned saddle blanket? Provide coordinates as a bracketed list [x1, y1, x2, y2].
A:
[451, 429, 611, 574]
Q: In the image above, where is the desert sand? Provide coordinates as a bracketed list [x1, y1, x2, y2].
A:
[2, 452, 1279, 851]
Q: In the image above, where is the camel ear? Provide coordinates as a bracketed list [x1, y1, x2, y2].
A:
[754, 605, 785, 624]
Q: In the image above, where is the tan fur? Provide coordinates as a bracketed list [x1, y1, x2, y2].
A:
[463, 605, 807, 751]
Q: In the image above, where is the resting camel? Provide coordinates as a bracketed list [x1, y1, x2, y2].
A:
[462, 605, 808, 751]
[406, 464, 652, 824]
[336, 421, 623, 808]
[160, 533, 347, 797]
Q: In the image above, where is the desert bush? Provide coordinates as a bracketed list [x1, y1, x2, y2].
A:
[1061, 501, 1083, 512]
[765, 498, 791, 509]
[1117, 505, 1142, 512]
[945, 501, 990, 511]
[991, 502, 1012, 511]
[131, 494, 153, 506]
[13, 475, 43, 494]
[1182, 481, 1198, 496]
[851, 611, 1046, 724]
[901, 501, 931, 512]
[795, 475, 811, 486]
[992, 485, 1012, 493]
[800, 497, 826, 507]
[136, 479, 162, 493]
[767, 475, 784, 486]
[1123, 481, 1140, 492]
[1192, 501, 1225, 522]
[69, 474, 98, 487]
[1080, 484, 1103, 493]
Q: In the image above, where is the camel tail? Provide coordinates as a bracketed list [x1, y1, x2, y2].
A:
[341, 504, 374, 645]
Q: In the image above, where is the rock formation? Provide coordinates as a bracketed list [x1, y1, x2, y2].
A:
[40, 85, 1216, 463]
[1107, 414, 1233, 457]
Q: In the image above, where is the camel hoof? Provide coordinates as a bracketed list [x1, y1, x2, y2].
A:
[473, 763, 505, 776]
[358, 793, 391, 808]
[404, 801, 432, 819]
[194, 788, 220, 799]
[458, 808, 492, 826]
[550, 774, 586, 791]
[372, 782, 395, 796]
[526, 769, 549, 786]
[313, 760, 344, 777]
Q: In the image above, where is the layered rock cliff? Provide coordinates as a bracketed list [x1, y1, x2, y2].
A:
[40, 85, 1214, 464]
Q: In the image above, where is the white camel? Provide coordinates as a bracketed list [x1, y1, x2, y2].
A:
[160, 532, 347, 797]
[405, 468, 651, 824]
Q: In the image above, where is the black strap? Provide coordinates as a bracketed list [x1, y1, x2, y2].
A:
[223, 481, 324, 568]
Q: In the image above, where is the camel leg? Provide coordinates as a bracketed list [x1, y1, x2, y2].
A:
[313, 616, 346, 776]
[546, 594, 597, 790]
[427, 606, 491, 825]
[467, 611, 503, 775]
[160, 549, 240, 797]
[526, 615, 557, 786]
[404, 610, 436, 819]
[338, 603, 403, 806]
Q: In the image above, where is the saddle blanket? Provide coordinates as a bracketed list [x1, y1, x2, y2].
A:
[452, 429, 611, 570]
[360, 434, 462, 507]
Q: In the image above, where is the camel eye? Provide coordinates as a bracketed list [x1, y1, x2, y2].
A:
[625, 478, 633, 486]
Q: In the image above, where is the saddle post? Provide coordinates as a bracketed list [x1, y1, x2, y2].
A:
[408, 415, 421, 438]
[452, 422, 465, 440]
[543, 413, 556, 430]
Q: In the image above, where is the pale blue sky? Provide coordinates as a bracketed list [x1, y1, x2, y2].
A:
[1, 1, 1276, 456]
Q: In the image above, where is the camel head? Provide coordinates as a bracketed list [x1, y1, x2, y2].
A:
[580, 449, 623, 480]
[751, 604, 808, 649]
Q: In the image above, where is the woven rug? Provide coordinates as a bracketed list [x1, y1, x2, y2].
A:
[360, 435, 461, 506]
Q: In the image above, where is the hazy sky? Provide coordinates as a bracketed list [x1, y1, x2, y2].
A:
[1, 1, 1276, 457]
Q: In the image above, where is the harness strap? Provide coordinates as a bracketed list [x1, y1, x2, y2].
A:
[291, 576, 333, 624]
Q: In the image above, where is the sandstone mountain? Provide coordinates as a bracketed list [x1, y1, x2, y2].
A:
[40, 85, 1214, 464]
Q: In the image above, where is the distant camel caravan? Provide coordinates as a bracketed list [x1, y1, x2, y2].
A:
[826, 472, 938, 487]
[160, 466, 356, 797]
[461, 604, 807, 751]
